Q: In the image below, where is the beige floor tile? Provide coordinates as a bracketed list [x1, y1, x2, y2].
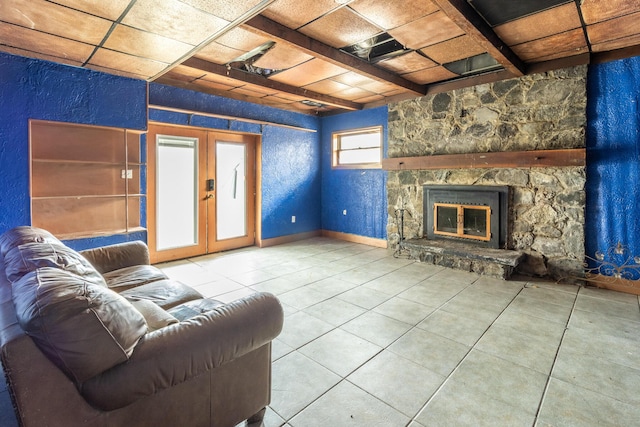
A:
[340, 311, 412, 347]
[389, 328, 470, 377]
[373, 296, 437, 325]
[336, 285, 392, 309]
[289, 381, 410, 427]
[538, 378, 640, 427]
[303, 298, 366, 326]
[270, 352, 341, 420]
[277, 311, 334, 349]
[298, 328, 382, 376]
[450, 349, 548, 415]
[416, 377, 536, 426]
[574, 293, 640, 322]
[348, 350, 444, 417]
[417, 310, 491, 346]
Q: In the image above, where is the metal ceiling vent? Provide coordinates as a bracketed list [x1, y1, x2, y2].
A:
[342, 33, 409, 63]
[227, 41, 282, 77]
[468, 0, 573, 26]
[443, 53, 502, 76]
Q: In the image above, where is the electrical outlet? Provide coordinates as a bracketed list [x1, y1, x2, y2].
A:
[121, 169, 133, 179]
[291, 216, 296, 223]
[343, 210, 347, 215]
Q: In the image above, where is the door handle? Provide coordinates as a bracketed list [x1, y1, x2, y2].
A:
[204, 194, 214, 200]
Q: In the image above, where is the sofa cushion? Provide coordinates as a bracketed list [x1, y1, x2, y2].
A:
[129, 299, 178, 331]
[4, 242, 107, 286]
[12, 267, 147, 383]
[167, 298, 224, 321]
[103, 265, 168, 291]
[0, 226, 60, 258]
[119, 279, 204, 310]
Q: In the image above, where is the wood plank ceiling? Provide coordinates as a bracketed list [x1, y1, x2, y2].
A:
[1, 0, 639, 115]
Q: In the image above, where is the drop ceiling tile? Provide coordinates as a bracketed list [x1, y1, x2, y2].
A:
[199, 72, 244, 87]
[349, 0, 439, 30]
[160, 70, 199, 84]
[235, 83, 279, 96]
[196, 42, 245, 64]
[586, 12, 640, 45]
[0, 0, 112, 46]
[216, 27, 272, 52]
[378, 51, 437, 73]
[0, 22, 94, 63]
[389, 10, 465, 50]
[262, 0, 339, 29]
[402, 66, 457, 84]
[252, 42, 314, 69]
[331, 71, 376, 87]
[88, 65, 148, 80]
[192, 78, 236, 92]
[420, 35, 485, 64]
[88, 48, 168, 78]
[300, 7, 383, 48]
[494, 3, 582, 46]
[268, 58, 347, 86]
[165, 65, 207, 81]
[332, 86, 375, 101]
[104, 25, 193, 64]
[231, 87, 270, 98]
[262, 94, 298, 104]
[52, 0, 130, 20]
[122, 0, 228, 46]
[359, 79, 401, 94]
[591, 33, 640, 52]
[580, 0, 639, 25]
[180, 0, 263, 21]
[354, 93, 385, 103]
[382, 87, 411, 97]
[511, 28, 587, 61]
[302, 79, 351, 95]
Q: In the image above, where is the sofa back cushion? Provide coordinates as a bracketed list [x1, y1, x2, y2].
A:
[4, 242, 107, 286]
[0, 226, 60, 258]
[12, 267, 147, 383]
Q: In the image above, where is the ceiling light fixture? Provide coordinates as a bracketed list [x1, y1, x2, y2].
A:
[301, 100, 326, 108]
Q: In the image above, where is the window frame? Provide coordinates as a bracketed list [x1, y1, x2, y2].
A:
[331, 126, 383, 169]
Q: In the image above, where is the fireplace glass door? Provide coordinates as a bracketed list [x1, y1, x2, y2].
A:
[433, 203, 491, 242]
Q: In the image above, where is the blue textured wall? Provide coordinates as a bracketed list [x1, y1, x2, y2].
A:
[320, 107, 388, 239]
[0, 52, 147, 249]
[586, 56, 640, 278]
[149, 84, 322, 240]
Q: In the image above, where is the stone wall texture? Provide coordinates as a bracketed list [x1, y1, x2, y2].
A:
[387, 66, 588, 279]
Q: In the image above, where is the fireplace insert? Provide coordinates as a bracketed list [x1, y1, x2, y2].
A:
[423, 185, 509, 249]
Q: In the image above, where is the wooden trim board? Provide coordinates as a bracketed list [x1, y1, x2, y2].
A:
[382, 148, 585, 170]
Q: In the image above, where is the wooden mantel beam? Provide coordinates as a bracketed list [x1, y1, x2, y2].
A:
[382, 148, 586, 170]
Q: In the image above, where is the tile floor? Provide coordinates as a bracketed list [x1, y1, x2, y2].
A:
[2, 237, 640, 426]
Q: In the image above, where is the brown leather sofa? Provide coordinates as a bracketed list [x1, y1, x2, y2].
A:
[0, 226, 283, 427]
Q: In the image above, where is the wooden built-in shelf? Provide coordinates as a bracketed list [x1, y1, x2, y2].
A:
[382, 148, 586, 171]
[30, 120, 146, 239]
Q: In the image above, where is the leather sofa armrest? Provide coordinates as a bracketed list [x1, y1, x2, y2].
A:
[80, 292, 284, 410]
[80, 241, 150, 274]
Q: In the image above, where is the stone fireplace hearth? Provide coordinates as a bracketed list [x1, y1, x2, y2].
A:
[386, 66, 587, 280]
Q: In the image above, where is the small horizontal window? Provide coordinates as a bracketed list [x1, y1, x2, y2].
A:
[332, 126, 382, 169]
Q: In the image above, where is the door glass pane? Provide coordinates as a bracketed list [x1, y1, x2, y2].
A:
[156, 136, 198, 250]
[216, 142, 246, 240]
[463, 207, 488, 237]
[435, 205, 458, 233]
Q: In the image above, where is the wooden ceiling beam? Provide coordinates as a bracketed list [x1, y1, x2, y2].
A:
[244, 15, 426, 95]
[181, 57, 362, 111]
[433, 0, 526, 76]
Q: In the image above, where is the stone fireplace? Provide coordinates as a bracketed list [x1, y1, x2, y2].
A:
[386, 66, 587, 280]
